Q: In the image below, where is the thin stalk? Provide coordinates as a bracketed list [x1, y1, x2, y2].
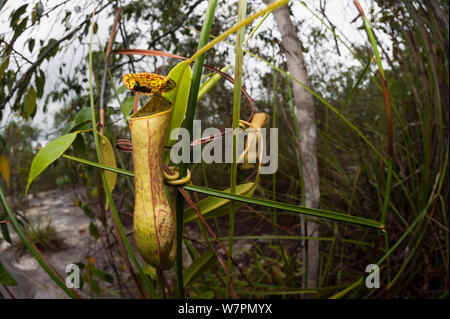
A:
[242, 9, 272, 47]
[227, 0, 246, 298]
[319, 224, 338, 287]
[381, 158, 393, 282]
[354, 1, 395, 286]
[271, 46, 277, 216]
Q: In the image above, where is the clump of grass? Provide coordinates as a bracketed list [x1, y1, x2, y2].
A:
[13, 219, 66, 254]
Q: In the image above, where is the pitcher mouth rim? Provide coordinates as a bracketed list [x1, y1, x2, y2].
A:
[128, 103, 173, 121]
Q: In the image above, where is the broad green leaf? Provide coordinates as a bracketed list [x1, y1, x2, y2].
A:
[72, 134, 86, 158]
[26, 132, 77, 194]
[162, 61, 192, 147]
[183, 182, 255, 223]
[22, 85, 36, 119]
[10, 4, 27, 27]
[0, 154, 10, 187]
[65, 120, 91, 134]
[197, 65, 230, 101]
[74, 107, 91, 124]
[0, 260, 17, 286]
[183, 251, 216, 288]
[99, 133, 117, 196]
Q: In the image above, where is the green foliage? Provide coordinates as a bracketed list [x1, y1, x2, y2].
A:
[0, 0, 447, 299]
[183, 251, 216, 287]
[13, 219, 65, 254]
[163, 61, 192, 147]
[183, 182, 255, 223]
[22, 85, 36, 119]
[0, 260, 17, 286]
[25, 132, 77, 194]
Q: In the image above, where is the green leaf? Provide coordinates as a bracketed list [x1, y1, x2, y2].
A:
[12, 17, 28, 36]
[72, 134, 86, 158]
[0, 0, 8, 13]
[183, 251, 216, 288]
[81, 202, 94, 219]
[0, 260, 17, 286]
[89, 222, 100, 240]
[183, 182, 255, 223]
[92, 267, 113, 283]
[26, 132, 77, 194]
[22, 85, 36, 119]
[120, 95, 134, 121]
[36, 1, 43, 17]
[99, 133, 117, 195]
[197, 65, 231, 101]
[10, 4, 27, 27]
[183, 184, 385, 229]
[0, 55, 10, 79]
[117, 84, 127, 94]
[28, 38, 35, 53]
[65, 120, 91, 134]
[74, 107, 91, 124]
[62, 108, 92, 134]
[162, 61, 192, 147]
[38, 39, 59, 61]
[35, 69, 45, 98]
[61, 155, 384, 229]
[0, 215, 11, 243]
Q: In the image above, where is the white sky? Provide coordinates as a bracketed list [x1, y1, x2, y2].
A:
[0, 0, 388, 143]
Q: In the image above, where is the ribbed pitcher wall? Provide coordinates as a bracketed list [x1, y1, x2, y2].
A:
[129, 95, 176, 270]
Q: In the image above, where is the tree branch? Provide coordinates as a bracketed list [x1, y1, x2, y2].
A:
[0, 1, 113, 110]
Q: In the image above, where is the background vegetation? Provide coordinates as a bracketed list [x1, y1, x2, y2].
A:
[0, 0, 448, 299]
